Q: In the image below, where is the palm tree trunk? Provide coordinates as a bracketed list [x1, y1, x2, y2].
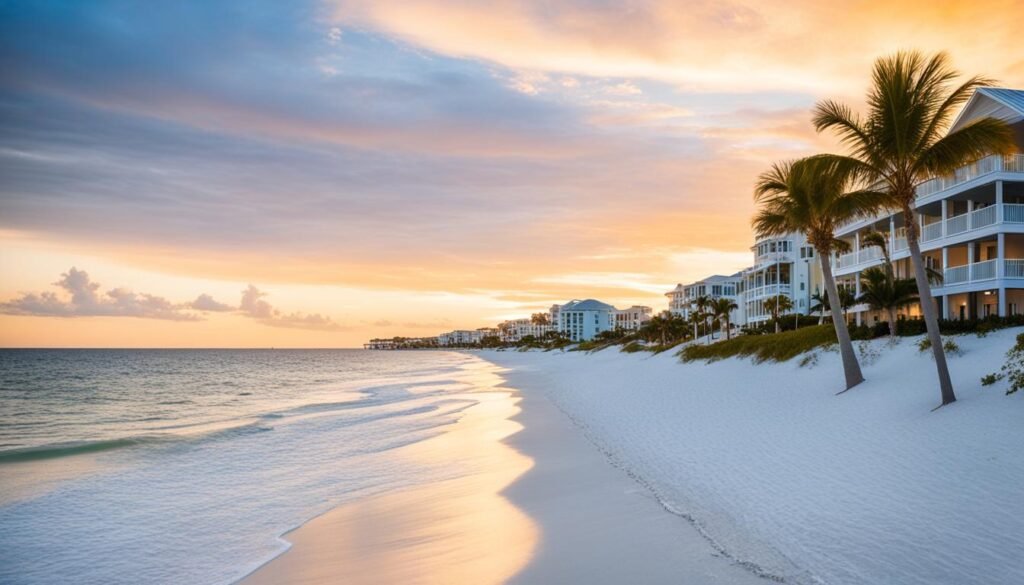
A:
[904, 208, 956, 406]
[887, 308, 897, 339]
[725, 317, 731, 340]
[819, 250, 864, 390]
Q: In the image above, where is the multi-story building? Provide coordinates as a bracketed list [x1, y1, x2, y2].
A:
[665, 275, 743, 322]
[741, 233, 818, 325]
[831, 87, 1024, 325]
[498, 318, 552, 342]
[613, 305, 653, 331]
[556, 299, 616, 341]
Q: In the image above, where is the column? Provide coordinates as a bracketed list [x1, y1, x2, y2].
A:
[998, 232, 1005, 278]
[889, 216, 896, 253]
[854, 270, 862, 326]
[941, 199, 948, 237]
[996, 180, 1004, 223]
[942, 295, 950, 320]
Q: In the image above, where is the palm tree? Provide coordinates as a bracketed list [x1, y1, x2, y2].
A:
[712, 297, 739, 340]
[755, 156, 887, 391]
[809, 290, 828, 324]
[813, 51, 1015, 406]
[762, 295, 794, 333]
[694, 295, 711, 340]
[857, 266, 920, 338]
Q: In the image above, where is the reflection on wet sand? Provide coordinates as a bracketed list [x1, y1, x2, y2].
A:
[244, 363, 537, 585]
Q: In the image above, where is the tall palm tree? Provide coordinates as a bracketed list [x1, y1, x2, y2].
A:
[712, 297, 739, 340]
[755, 156, 887, 391]
[813, 51, 1015, 406]
[857, 266, 920, 338]
[694, 295, 711, 340]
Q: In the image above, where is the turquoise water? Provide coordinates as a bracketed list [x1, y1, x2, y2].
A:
[0, 349, 496, 584]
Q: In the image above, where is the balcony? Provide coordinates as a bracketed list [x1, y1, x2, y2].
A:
[746, 284, 792, 301]
[835, 153, 1024, 234]
[919, 203, 1021, 243]
[917, 154, 1024, 198]
[939, 258, 1024, 288]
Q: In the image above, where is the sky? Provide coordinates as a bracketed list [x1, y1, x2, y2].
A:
[1, 0, 1022, 347]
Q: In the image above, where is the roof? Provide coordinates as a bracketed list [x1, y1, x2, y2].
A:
[562, 299, 615, 312]
[949, 87, 1024, 132]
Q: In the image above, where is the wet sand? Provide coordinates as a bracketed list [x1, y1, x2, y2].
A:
[243, 365, 764, 585]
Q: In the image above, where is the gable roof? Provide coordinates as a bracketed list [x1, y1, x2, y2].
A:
[949, 87, 1024, 133]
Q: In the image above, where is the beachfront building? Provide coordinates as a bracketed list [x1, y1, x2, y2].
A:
[741, 233, 818, 325]
[831, 87, 1024, 325]
[498, 318, 552, 342]
[437, 328, 497, 346]
[613, 305, 653, 331]
[556, 299, 616, 341]
[664, 275, 743, 322]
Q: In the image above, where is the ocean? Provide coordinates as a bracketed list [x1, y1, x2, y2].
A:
[0, 349, 504, 584]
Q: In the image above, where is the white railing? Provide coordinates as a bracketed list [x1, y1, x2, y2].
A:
[1006, 259, 1024, 278]
[1005, 154, 1024, 173]
[1005, 204, 1024, 223]
[858, 246, 883, 264]
[942, 259, 998, 286]
[837, 251, 856, 268]
[917, 154, 1010, 197]
[972, 259, 997, 281]
[922, 221, 944, 242]
[971, 204, 997, 229]
[946, 213, 969, 236]
[944, 265, 970, 285]
[746, 284, 792, 300]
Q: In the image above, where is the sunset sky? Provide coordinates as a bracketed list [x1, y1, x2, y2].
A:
[1, 0, 1022, 347]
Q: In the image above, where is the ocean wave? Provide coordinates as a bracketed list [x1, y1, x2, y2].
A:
[0, 421, 275, 464]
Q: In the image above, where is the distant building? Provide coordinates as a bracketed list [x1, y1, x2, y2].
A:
[498, 318, 551, 342]
[613, 305, 653, 331]
[665, 275, 743, 322]
[556, 299, 616, 341]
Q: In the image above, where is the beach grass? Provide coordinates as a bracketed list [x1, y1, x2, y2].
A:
[679, 324, 837, 363]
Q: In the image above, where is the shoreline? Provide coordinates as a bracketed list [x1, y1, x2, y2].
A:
[242, 356, 765, 585]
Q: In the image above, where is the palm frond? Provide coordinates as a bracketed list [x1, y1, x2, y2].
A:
[918, 117, 1016, 177]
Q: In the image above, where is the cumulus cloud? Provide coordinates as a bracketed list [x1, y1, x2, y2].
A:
[0, 267, 200, 321]
[0, 269, 345, 332]
[239, 285, 343, 331]
[189, 293, 234, 312]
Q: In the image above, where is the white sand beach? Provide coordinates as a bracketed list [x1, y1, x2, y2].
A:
[244, 328, 1024, 585]
[484, 329, 1024, 585]
[243, 361, 765, 585]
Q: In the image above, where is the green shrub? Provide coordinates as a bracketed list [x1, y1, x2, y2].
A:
[984, 332, 1024, 395]
[679, 324, 837, 363]
[981, 372, 1004, 386]
[621, 341, 648, 353]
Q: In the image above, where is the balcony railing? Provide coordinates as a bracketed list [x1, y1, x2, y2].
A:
[1006, 259, 1024, 279]
[835, 153, 1024, 233]
[922, 221, 944, 242]
[746, 284, 792, 300]
[917, 154, 1024, 198]
[942, 259, 998, 286]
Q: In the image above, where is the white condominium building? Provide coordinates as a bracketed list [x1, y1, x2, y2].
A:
[613, 305, 653, 331]
[665, 275, 743, 322]
[498, 318, 552, 342]
[741, 234, 819, 325]
[831, 87, 1024, 325]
